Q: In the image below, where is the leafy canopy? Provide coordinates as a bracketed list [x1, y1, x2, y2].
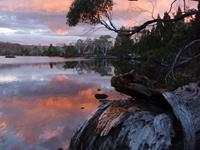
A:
[67, 0, 113, 26]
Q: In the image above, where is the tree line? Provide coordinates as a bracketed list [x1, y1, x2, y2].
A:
[0, 36, 113, 58]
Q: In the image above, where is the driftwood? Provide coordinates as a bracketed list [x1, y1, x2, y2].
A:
[69, 71, 200, 150]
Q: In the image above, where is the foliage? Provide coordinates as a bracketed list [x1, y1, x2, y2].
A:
[67, 0, 113, 26]
[111, 27, 134, 58]
[94, 35, 113, 57]
[73, 35, 113, 57]
[63, 45, 78, 57]
[132, 7, 200, 88]
[46, 44, 60, 56]
[191, 2, 200, 39]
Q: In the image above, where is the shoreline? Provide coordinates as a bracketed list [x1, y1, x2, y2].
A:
[0, 56, 89, 65]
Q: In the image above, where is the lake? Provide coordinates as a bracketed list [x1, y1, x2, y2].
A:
[0, 56, 131, 150]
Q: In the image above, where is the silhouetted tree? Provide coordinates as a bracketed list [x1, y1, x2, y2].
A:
[47, 44, 59, 56]
[64, 45, 78, 57]
[111, 27, 133, 57]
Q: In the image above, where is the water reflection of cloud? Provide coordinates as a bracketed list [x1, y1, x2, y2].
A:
[0, 75, 18, 84]
[0, 94, 99, 149]
[0, 59, 130, 149]
[0, 75, 97, 99]
[39, 126, 64, 141]
[0, 73, 99, 149]
[0, 85, 127, 149]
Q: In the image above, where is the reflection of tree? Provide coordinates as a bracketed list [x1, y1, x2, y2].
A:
[49, 63, 54, 69]
[92, 59, 113, 76]
[63, 62, 77, 69]
[75, 61, 89, 75]
[63, 61, 91, 74]
[111, 60, 135, 75]
[62, 59, 114, 76]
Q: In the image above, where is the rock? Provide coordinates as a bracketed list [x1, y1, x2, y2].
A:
[95, 93, 108, 100]
[81, 106, 85, 110]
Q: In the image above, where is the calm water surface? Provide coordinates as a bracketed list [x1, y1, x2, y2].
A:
[0, 56, 130, 150]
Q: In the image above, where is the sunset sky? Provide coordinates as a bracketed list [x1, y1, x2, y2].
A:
[0, 0, 197, 45]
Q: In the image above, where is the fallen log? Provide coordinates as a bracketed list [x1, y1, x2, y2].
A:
[111, 70, 169, 108]
[69, 71, 200, 150]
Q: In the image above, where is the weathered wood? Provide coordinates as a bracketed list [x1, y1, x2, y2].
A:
[69, 71, 200, 150]
[111, 70, 170, 109]
[69, 100, 175, 150]
[163, 92, 196, 150]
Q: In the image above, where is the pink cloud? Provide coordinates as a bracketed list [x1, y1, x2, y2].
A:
[0, 0, 198, 44]
[0, 0, 72, 13]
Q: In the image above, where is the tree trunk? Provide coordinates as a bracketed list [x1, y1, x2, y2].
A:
[69, 71, 200, 150]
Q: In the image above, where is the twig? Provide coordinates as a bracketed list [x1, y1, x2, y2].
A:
[95, 2, 200, 36]
[168, 0, 178, 14]
[165, 39, 200, 83]
[129, 9, 200, 35]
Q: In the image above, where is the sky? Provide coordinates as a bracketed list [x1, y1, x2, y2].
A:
[0, 0, 198, 45]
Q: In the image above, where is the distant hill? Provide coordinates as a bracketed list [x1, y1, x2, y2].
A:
[0, 41, 48, 56]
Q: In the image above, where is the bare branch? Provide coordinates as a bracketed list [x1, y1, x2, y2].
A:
[165, 39, 200, 83]
[105, 12, 118, 31]
[129, 9, 200, 35]
[152, 0, 157, 18]
[81, 26, 106, 37]
[92, 5, 199, 36]
[183, 0, 186, 12]
[175, 39, 200, 67]
[129, 2, 156, 20]
[168, 0, 178, 14]
[95, 16, 119, 32]
[148, 0, 157, 19]
[98, 9, 200, 35]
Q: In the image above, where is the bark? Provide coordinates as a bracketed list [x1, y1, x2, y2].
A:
[69, 71, 200, 150]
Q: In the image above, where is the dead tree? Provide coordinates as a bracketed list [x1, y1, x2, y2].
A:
[164, 39, 200, 83]
[69, 72, 200, 150]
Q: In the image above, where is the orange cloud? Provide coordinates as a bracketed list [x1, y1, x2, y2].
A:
[0, 89, 99, 146]
[0, 0, 198, 44]
[1, 0, 73, 13]
[0, 84, 128, 146]
[2, 0, 197, 19]
[112, 0, 197, 27]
